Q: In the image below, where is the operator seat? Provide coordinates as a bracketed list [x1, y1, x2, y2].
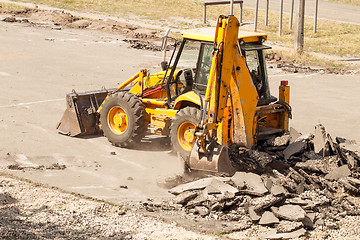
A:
[182, 68, 194, 93]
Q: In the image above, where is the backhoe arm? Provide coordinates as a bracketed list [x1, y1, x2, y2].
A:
[205, 15, 239, 126]
[228, 49, 259, 148]
[194, 15, 239, 154]
[197, 15, 259, 149]
[189, 15, 261, 174]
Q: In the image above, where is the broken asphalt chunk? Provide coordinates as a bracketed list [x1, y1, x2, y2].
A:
[289, 127, 302, 144]
[173, 191, 198, 205]
[325, 165, 351, 180]
[295, 157, 337, 174]
[270, 183, 288, 196]
[169, 178, 214, 195]
[339, 178, 360, 195]
[265, 134, 290, 147]
[339, 142, 360, 155]
[205, 179, 239, 195]
[249, 206, 261, 221]
[251, 194, 285, 212]
[259, 211, 279, 225]
[194, 206, 209, 216]
[248, 150, 274, 169]
[204, 184, 221, 195]
[313, 124, 332, 157]
[277, 204, 306, 221]
[283, 141, 306, 161]
[232, 172, 268, 196]
[276, 220, 303, 233]
[302, 215, 314, 229]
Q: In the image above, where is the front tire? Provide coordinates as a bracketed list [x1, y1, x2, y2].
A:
[170, 107, 201, 159]
[100, 92, 147, 148]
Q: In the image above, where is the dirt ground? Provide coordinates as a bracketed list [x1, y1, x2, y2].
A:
[1, 6, 360, 239]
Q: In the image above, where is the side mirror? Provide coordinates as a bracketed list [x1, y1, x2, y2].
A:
[161, 61, 168, 71]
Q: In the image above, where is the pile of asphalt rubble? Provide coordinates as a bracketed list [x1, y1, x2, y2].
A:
[265, 52, 355, 75]
[147, 124, 360, 239]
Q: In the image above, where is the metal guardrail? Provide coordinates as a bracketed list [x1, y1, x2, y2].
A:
[203, 1, 244, 24]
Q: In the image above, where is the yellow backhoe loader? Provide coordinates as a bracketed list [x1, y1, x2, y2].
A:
[57, 15, 291, 175]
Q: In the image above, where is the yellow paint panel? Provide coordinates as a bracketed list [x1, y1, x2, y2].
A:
[173, 91, 202, 110]
[148, 108, 178, 135]
[230, 50, 259, 148]
[279, 84, 290, 130]
[182, 29, 267, 43]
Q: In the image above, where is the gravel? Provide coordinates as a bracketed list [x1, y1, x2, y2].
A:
[6, 174, 359, 240]
[0, 174, 216, 240]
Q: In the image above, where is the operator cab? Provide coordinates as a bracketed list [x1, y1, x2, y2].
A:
[163, 30, 276, 106]
[240, 42, 277, 106]
[170, 40, 213, 93]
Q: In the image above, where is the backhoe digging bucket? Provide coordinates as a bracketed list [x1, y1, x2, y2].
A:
[56, 89, 114, 136]
[188, 143, 235, 176]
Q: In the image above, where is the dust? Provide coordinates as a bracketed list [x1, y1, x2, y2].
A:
[137, 135, 172, 152]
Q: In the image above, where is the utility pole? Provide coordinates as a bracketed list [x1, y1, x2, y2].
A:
[314, 0, 319, 33]
[289, 0, 295, 29]
[279, 0, 284, 35]
[265, 0, 269, 26]
[294, 0, 305, 54]
[254, 0, 259, 31]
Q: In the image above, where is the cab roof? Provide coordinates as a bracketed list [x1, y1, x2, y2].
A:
[182, 28, 267, 43]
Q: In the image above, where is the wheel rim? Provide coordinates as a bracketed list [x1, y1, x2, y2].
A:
[177, 121, 196, 152]
[108, 106, 128, 135]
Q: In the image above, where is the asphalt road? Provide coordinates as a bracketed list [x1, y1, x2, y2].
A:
[0, 19, 359, 204]
[0, 19, 182, 203]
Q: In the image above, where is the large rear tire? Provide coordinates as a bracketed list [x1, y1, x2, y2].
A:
[100, 92, 147, 148]
[170, 107, 201, 159]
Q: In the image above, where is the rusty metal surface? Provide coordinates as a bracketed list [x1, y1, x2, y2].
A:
[56, 88, 116, 136]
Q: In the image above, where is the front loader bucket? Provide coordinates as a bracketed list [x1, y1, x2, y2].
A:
[189, 143, 235, 176]
[56, 89, 115, 136]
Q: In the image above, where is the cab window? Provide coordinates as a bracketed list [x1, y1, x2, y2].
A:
[242, 43, 272, 103]
[194, 43, 213, 92]
[169, 40, 213, 98]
